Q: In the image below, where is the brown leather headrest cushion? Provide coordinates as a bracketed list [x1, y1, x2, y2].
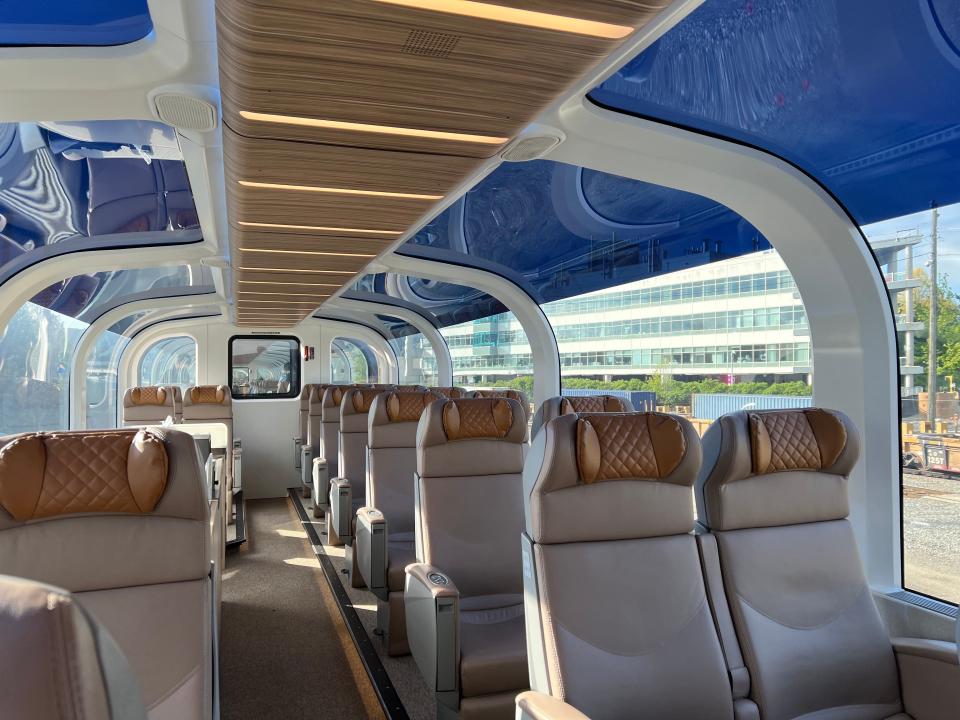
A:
[749, 409, 846, 474]
[0, 430, 169, 521]
[131, 387, 167, 406]
[386, 391, 441, 422]
[576, 413, 686, 484]
[394, 385, 424, 392]
[432, 387, 464, 399]
[560, 395, 629, 416]
[442, 399, 514, 440]
[188, 385, 226, 404]
[351, 388, 384, 413]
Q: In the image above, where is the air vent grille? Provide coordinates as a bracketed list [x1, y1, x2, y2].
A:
[153, 93, 218, 132]
[402, 29, 460, 58]
[888, 590, 958, 618]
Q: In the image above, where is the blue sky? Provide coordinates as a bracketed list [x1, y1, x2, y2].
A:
[863, 203, 960, 293]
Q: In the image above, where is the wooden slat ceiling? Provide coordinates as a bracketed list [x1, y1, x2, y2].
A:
[217, 0, 668, 326]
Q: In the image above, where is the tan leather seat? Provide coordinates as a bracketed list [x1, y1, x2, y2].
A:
[470, 389, 530, 440]
[430, 386, 468, 399]
[328, 387, 388, 555]
[697, 408, 960, 720]
[0, 428, 213, 719]
[405, 397, 528, 719]
[183, 385, 236, 525]
[518, 411, 744, 720]
[295, 383, 314, 473]
[320, 385, 351, 480]
[0, 574, 148, 720]
[122, 386, 178, 426]
[297, 383, 330, 499]
[356, 390, 442, 655]
[530, 394, 633, 438]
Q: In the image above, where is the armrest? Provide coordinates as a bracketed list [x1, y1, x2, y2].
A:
[329, 477, 354, 543]
[404, 563, 460, 696]
[516, 692, 591, 720]
[231, 446, 241, 492]
[300, 446, 313, 489]
[893, 637, 959, 720]
[355, 507, 388, 600]
[311, 458, 329, 513]
[293, 437, 303, 469]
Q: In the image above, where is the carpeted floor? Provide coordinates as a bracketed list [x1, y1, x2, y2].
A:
[219, 498, 385, 719]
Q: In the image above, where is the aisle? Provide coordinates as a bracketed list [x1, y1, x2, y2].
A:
[219, 498, 385, 719]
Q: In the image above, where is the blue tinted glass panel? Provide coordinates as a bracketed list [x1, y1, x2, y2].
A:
[349, 273, 506, 328]
[390, 159, 769, 324]
[0, 122, 200, 285]
[589, 0, 960, 224]
[0, 1, 152, 47]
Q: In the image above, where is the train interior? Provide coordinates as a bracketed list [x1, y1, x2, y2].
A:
[0, 1, 958, 719]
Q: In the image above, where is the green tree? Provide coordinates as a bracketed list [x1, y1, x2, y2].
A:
[905, 269, 960, 384]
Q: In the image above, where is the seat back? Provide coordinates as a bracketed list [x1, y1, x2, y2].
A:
[0, 574, 147, 720]
[122, 386, 177, 425]
[394, 384, 427, 392]
[339, 387, 388, 502]
[321, 385, 352, 477]
[697, 408, 901, 720]
[429, 386, 467, 399]
[415, 397, 526, 598]
[368, 390, 442, 535]
[523, 412, 734, 719]
[182, 385, 233, 476]
[531, 394, 633, 438]
[298, 384, 314, 443]
[306, 384, 330, 458]
[0, 428, 212, 719]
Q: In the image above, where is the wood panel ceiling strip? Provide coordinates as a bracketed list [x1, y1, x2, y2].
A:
[231, 230, 394, 255]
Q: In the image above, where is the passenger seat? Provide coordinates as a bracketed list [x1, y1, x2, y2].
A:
[431, 386, 467, 399]
[294, 383, 314, 476]
[328, 387, 387, 553]
[301, 383, 330, 503]
[356, 389, 441, 655]
[122, 386, 179, 426]
[0, 574, 147, 720]
[315, 385, 349, 506]
[470, 389, 530, 440]
[530, 394, 632, 437]
[0, 428, 214, 719]
[697, 408, 960, 720]
[518, 411, 743, 720]
[405, 397, 529, 719]
[183, 385, 237, 524]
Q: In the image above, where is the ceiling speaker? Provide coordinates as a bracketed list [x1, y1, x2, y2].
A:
[501, 134, 562, 162]
[153, 93, 218, 132]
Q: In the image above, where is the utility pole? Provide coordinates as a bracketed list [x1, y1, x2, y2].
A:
[927, 206, 939, 425]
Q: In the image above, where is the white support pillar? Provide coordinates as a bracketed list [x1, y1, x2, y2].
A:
[374, 254, 561, 410]
[326, 298, 453, 386]
[70, 293, 220, 429]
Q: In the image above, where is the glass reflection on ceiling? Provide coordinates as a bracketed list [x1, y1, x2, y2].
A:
[0, 120, 200, 282]
[368, 159, 768, 325]
[0, 0, 153, 47]
[588, 0, 960, 224]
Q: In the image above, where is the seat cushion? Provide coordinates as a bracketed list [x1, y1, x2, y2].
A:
[459, 602, 528, 698]
[387, 538, 416, 592]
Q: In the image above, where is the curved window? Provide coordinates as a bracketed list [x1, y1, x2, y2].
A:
[0, 300, 85, 433]
[440, 311, 534, 400]
[588, 0, 960, 226]
[85, 314, 144, 430]
[138, 336, 197, 390]
[0, 121, 200, 285]
[0, 1, 152, 46]
[331, 338, 378, 384]
[378, 315, 438, 387]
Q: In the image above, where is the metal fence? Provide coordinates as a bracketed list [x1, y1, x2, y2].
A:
[692, 393, 812, 421]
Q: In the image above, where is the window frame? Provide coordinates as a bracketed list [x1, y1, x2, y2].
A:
[228, 334, 301, 400]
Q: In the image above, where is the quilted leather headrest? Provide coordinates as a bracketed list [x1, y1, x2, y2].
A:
[576, 413, 688, 484]
[382, 391, 442, 423]
[697, 408, 860, 531]
[323, 386, 347, 409]
[561, 395, 630, 416]
[185, 385, 228, 406]
[348, 387, 385, 414]
[128, 387, 167, 406]
[525, 413, 702, 544]
[443, 398, 514, 440]
[430, 386, 466, 399]
[394, 385, 427, 393]
[0, 430, 168, 521]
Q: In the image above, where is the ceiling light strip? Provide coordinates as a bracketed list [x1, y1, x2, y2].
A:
[238, 292, 331, 297]
[237, 267, 356, 275]
[370, 0, 633, 38]
[239, 111, 508, 145]
[238, 180, 441, 201]
[239, 280, 340, 287]
[239, 248, 375, 258]
[238, 221, 402, 236]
